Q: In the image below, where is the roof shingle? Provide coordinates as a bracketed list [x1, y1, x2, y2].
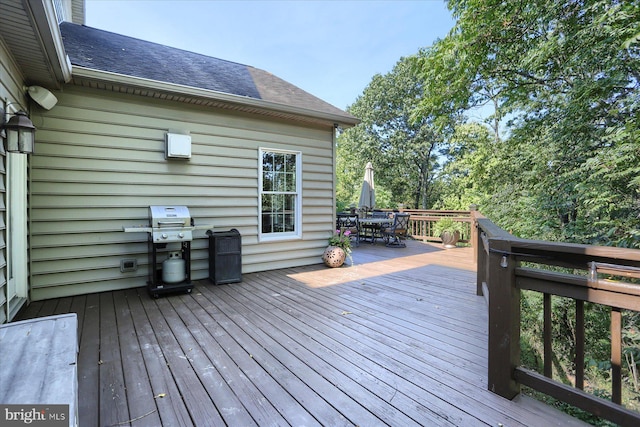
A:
[59, 22, 355, 121]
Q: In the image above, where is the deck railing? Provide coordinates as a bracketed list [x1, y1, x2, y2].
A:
[399, 209, 475, 245]
[475, 213, 640, 426]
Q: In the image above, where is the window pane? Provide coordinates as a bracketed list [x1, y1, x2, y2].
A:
[286, 172, 296, 192]
[274, 153, 284, 171]
[285, 153, 296, 173]
[262, 193, 273, 211]
[284, 213, 295, 232]
[275, 172, 285, 192]
[263, 171, 273, 191]
[284, 194, 295, 210]
[263, 152, 274, 172]
[261, 213, 273, 233]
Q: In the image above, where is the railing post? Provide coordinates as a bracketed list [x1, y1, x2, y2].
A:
[487, 237, 521, 399]
[469, 206, 479, 263]
[472, 209, 485, 297]
[476, 226, 486, 297]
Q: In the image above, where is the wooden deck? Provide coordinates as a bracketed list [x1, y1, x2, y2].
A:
[16, 240, 589, 426]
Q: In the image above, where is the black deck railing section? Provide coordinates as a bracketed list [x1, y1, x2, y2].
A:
[474, 213, 640, 426]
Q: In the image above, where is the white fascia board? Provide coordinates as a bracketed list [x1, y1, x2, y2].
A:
[28, 0, 73, 84]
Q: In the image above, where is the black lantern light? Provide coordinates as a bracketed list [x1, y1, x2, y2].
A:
[3, 111, 36, 154]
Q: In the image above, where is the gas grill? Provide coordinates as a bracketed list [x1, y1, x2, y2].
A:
[124, 205, 212, 297]
[149, 205, 194, 243]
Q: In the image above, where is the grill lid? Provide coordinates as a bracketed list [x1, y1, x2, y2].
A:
[149, 205, 191, 228]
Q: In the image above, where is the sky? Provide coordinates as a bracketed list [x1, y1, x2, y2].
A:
[84, 0, 455, 111]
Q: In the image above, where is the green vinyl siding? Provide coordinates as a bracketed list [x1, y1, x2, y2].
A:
[29, 86, 336, 300]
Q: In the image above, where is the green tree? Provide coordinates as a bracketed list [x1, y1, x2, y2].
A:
[434, 122, 502, 210]
[337, 52, 450, 209]
[417, 0, 640, 244]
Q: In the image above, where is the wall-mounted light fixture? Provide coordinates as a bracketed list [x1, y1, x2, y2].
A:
[500, 254, 509, 268]
[26, 85, 58, 110]
[0, 86, 57, 154]
[2, 110, 36, 154]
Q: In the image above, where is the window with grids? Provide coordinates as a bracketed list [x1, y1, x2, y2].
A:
[259, 149, 301, 240]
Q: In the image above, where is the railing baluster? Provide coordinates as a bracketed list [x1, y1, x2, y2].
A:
[544, 293, 552, 378]
[575, 300, 585, 389]
[611, 307, 622, 404]
[477, 232, 487, 297]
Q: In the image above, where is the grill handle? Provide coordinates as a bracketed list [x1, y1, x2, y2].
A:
[157, 220, 186, 227]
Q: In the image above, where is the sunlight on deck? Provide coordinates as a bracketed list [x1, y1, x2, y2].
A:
[288, 244, 475, 288]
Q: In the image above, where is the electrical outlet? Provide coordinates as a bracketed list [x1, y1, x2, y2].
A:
[120, 259, 137, 273]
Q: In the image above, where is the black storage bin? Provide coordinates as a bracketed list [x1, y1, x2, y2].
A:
[207, 229, 242, 285]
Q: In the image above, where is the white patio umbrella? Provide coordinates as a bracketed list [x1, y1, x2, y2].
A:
[358, 162, 376, 211]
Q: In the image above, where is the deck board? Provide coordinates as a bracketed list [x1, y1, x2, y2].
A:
[190, 291, 332, 426]
[77, 293, 100, 427]
[112, 291, 163, 427]
[139, 291, 227, 426]
[125, 289, 194, 427]
[252, 267, 484, 425]
[170, 293, 288, 426]
[153, 296, 257, 426]
[220, 272, 458, 426]
[210, 282, 403, 426]
[15, 240, 590, 426]
[99, 292, 130, 427]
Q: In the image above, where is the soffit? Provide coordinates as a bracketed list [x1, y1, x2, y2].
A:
[0, 0, 70, 89]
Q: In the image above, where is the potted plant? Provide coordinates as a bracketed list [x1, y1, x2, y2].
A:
[433, 217, 465, 249]
[322, 229, 353, 267]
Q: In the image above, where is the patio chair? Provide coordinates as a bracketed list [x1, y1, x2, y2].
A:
[382, 213, 410, 248]
[337, 214, 360, 246]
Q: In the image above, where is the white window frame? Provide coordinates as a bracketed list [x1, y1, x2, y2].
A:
[258, 148, 302, 242]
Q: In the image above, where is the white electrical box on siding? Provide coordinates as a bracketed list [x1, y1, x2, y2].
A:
[165, 133, 191, 159]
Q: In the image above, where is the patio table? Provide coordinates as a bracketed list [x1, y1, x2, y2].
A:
[358, 217, 392, 243]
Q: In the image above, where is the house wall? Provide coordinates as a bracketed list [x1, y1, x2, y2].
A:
[29, 85, 336, 300]
[0, 37, 30, 322]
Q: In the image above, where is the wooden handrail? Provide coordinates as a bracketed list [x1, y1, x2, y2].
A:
[477, 217, 640, 426]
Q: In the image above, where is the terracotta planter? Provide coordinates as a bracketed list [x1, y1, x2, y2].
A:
[322, 246, 346, 267]
[440, 231, 460, 249]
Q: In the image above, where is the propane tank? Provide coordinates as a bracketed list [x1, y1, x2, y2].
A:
[162, 251, 185, 283]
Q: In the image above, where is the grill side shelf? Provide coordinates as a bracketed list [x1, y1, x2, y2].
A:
[123, 226, 153, 233]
